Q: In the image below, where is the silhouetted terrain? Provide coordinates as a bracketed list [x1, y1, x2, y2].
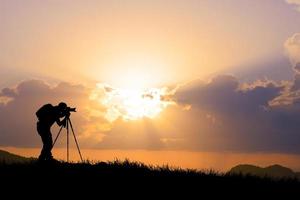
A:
[0, 150, 299, 197]
[229, 164, 300, 179]
[0, 149, 32, 163]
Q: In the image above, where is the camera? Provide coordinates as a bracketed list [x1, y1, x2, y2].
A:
[62, 107, 76, 117]
[66, 107, 76, 112]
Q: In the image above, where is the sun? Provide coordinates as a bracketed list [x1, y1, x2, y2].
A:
[90, 84, 174, 121]
[118, 88, 164, 120]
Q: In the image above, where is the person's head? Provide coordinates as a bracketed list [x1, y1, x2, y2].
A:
[57, 102, 67, 117]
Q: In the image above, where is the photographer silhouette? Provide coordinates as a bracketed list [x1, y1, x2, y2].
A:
[36, 102, 70, 161]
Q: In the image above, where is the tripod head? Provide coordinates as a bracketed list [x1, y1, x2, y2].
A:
[60, 107, 76, 122]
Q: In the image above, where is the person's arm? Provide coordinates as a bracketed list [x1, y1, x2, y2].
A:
[56, 112, 70, 127]
[56, 118, 66, 127]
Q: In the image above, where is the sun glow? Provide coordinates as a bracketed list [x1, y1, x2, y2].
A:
[90, 84, 174, 121]
[117, 88, 165, 119]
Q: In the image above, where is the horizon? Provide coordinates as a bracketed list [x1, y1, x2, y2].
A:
[3, 147, 300, 172]
[1, 0, 300, 171]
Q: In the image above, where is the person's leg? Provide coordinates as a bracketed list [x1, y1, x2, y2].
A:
[37, 123, 53, 161]
[43, 132, 53, 160]
[39, 133, 48, 161]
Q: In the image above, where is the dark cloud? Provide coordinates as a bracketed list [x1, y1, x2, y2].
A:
[291, 74, 300, 91]
[294, 63, 300, 73]
[176, 75, 283, 114]
[174, 75, 300, 153]
[290, 63, 300, 91]
[1, 87, 17, 98]
[0, 80, 91, 147]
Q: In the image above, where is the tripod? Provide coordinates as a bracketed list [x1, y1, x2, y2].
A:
[52, 116, 83, 162]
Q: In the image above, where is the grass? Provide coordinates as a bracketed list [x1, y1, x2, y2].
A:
[0, 158, 217, 178]
[0, 159, 299, 196]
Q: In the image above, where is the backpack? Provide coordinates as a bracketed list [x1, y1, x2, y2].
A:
[36, 104, 53, 120]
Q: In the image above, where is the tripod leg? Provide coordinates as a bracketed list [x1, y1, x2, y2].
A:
[52, 125, 64, 148]
[67, 119, 70, 162]
[68, 118, 83, 162]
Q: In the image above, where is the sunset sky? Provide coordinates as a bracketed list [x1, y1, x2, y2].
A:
[1, 0, 300, 171]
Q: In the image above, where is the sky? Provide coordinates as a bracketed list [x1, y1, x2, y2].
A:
[1, 0, 300, 171]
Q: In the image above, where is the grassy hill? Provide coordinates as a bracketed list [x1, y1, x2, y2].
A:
[0, 149, 31, 163]
[0, 149, 299, 196]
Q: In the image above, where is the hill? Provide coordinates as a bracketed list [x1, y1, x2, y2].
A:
[0, 150, 299, 197]
[0, 149, 31, 163]
[229, 164, 299, 179]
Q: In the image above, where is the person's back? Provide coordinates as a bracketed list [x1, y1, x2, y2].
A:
[36, 104, 58, 127]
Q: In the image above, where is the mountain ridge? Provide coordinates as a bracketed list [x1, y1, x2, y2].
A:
[229, 164, 300, 179]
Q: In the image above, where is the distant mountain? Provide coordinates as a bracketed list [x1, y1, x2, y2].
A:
[229, 164, 299, 179]
[296, 172, 300, 179]
[0, 149, 31, 163]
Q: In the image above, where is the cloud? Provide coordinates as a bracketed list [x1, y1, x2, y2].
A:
[176, 75, 283, 114]
[270, 63, 300, 106]
[1, 74, 300, 154]
[90, 83, 175, 122]
[285, 33, 300, 66]
[0, 79, 166, 149]
[286, 0, 300, 12]
[0, 80, 104, 147]
[294, 63, 300, 74]
[174, 75, 300, 153]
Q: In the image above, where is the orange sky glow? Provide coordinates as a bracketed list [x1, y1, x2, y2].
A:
[1, 0, 300, 171]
